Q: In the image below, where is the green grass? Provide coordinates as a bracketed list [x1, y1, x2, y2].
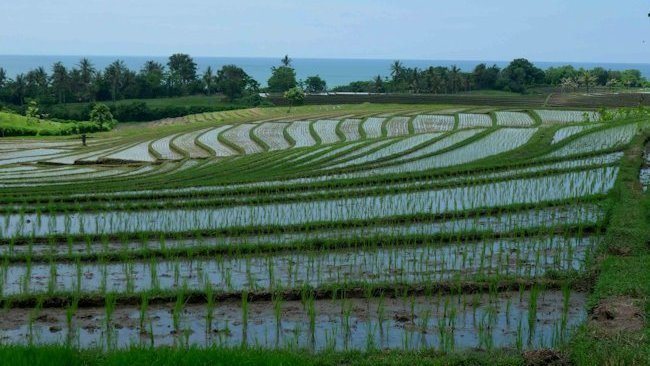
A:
[58, 95, 243, 116]
[567, 131, 650, 365]
[0, 346, 525, 366]
[0, 111, 72, 136]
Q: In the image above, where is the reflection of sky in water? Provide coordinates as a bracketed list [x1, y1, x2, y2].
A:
[0, 236, 596, 296]
[0, 290, 586, 351]
[1, 168, 618, 238]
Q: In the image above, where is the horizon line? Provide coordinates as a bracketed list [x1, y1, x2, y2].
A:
[1, 54, 650, 66]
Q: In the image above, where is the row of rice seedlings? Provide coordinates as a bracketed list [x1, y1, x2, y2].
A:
[0, 148, 70, 166]
[338, 119, 362, 141]
[286, 121, 317, 148]
[312, 120, 341, 144]
[0, 166, 96, 181]
[0, 203, 604, 260]
[196, 125, 238, 156]
[150, 133, 184, 160]
[365, 128, 536, 175]
[4, 286, 584, 351]
[6, 126, 520, 202]
[551, 124, 602, 144]
[385, 117, 410, 137]
[494, 112, 535, 127]
[0, 167, 616, 239]
[389, 130, 484, 163]
[362, 118, 386, 139]
[545, 123, 639, 158]
[221, 124, 265, 154]
[299, 128, 530, 180]
[103, 141, 157, 163]
[534, 110, 601, 124]
[458, 113, 493, 129]
[253, 122, 292, 151]
[46, 150, 622, 206]
[324, 133, 443, 170]
[412, 115, 455, 133]
[293, 141, 369, 167]
[0, 234, 595, 296]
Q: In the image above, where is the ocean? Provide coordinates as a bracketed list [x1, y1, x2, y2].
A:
[2, 55, 650, 88]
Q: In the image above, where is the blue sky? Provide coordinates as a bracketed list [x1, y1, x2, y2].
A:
[2, 0, 650, 62]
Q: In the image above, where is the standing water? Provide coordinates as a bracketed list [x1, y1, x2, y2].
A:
[641, 142, 650, 192]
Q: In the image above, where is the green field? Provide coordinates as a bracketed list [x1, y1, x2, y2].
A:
[0, 103, 648, 365]
[0, 112, 73, 136]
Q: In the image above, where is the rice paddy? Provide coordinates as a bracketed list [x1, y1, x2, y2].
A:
[0, 104, 647, 357]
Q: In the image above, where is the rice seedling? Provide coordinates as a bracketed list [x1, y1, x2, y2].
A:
[0, 105, 644, 357]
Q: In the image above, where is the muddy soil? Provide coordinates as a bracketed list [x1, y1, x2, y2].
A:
[0, 290, 586, 351]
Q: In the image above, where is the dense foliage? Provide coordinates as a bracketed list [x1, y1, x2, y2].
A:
[0, 110, 109, 136]
[0, 55, 647, 122]
[0, 54, 260, 107]
[332, 59, 646, 94]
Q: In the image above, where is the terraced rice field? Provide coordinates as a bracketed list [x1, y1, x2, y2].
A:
[535, 110, 601, 124]
[495, 111, 535, 127]
[171, 128, 212, 158]
[412, 115, 455, 133]
[0, 105, 646, 356]
[458, 113, 493, 129]
[385, 116, 411, 136]
[253, 122, 291, 150]
[338, 119, 362, 141]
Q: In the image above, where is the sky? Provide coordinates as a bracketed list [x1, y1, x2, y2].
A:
[2, 0, 650, 63]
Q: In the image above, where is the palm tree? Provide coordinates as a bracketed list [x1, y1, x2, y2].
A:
[78, 58, 96, 102]
[105, 60, 126, 103]
[579, 72, 598, 93]
[281, 55, 292, 67]
[203, 66, 214, 95]
[449, 65, 461, 94]
[410, 67, 421, 93]
[51, 62, 69, 104]
[373, 75, 384, 93]
[390, 60, 404, 81]
[0, 67, 6, 88]
[26, 67, 48, 100]
[12, 74, 27, 105]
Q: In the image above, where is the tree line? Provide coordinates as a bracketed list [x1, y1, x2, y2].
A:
[331, 58, 646, 94]
[0, 54, 645, 114]
[0, 53, 264, 106]
[0, 53, 330, 108]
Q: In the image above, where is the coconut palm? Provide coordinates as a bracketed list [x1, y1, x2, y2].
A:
[449, 65, 461, 94]
[410, 67, 421, 93]
[11, 74, 27, 105]
[0, 67, 6, 89]
[51, 62, 69, 104]
[281, 55, 292, 67]
[78, 58, 96, 102]
[372, 75, 385, 93]
[105, 60, 127, 103]
[390, 60, 404, 81]
[579, 72, 598, 93]
[26, 67, 48, 100]
[202, 66, 214, 95]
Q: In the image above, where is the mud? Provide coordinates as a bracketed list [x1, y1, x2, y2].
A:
[0, 290, 586, 351]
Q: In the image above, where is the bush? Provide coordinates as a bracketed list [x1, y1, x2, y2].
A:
[0, 120, 105, 137]
[109, 102, 243, 122]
